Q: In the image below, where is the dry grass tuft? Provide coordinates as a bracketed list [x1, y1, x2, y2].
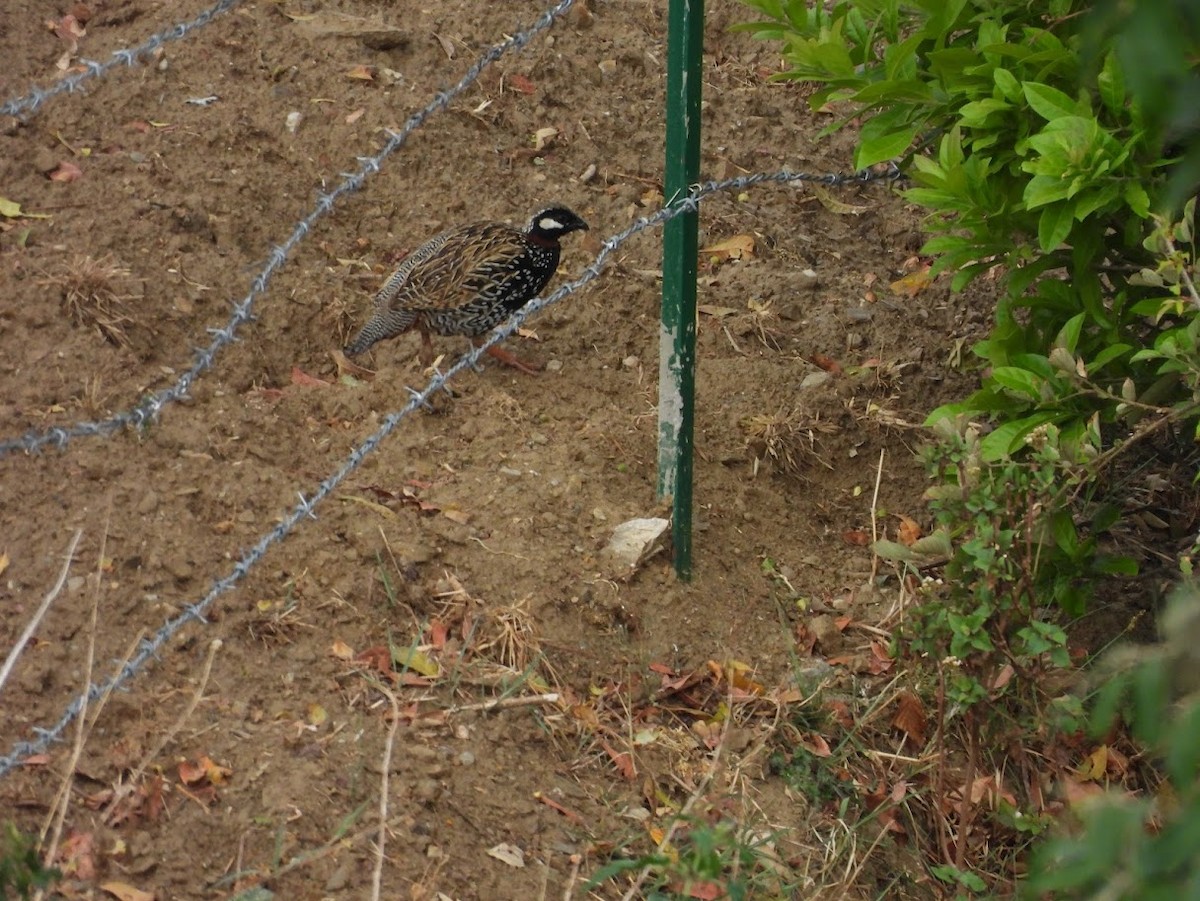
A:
[41, 253, 140, 347]
[741, 407, 838, 476]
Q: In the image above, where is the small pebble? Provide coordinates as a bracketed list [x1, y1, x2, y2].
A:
[544, 359, 563, 372]
[285, 111, 303, 133]
[456, 750, 475, 767]
[579, 163, 597, 183]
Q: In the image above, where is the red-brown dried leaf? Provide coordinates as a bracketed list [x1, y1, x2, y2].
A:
[49, 161, 83, 182]
[842, 530, 870, 547]
[810, 353, 843, 375]
[601, 740, 636, 780]
[355, 645, 392, 674]
[826, 698, 853, 729]
[891, 691, 927, 747]
[508, 73, 537, 94]
[794, 621, 817, 656]
[799, 732, 832, 757]
[897, 514, 922, 546]
[290, 366, 330, 387]
[59, 830, 96, 880]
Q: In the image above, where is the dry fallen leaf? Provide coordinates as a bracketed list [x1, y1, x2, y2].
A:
[897, 514, 922, 546]
[698, 304, 738, 319]
[1078, 745, 1109, 782]
[101, 881, 155, 901]
[889, 265, 933, 298]
[330, 639, 355, 660]
[290, 366, 331, 387]
[532, 126, 558, 151]
[49, 160, 84, 182]
[345, 107, 366, 125]
[809, 184, 869, 215]
[508, 73, 536, 94]
[392, 646, 440, 679]
[0, 551, 8, 578]
[346, 64, 375, 81]
[487, 843, 526, 868]
[891, 691, 928, 747]
[810, 353, 843, 375]
[700, 233, 755, 261]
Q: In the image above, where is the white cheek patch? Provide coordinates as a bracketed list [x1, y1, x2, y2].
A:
[538, 216, 564, 232]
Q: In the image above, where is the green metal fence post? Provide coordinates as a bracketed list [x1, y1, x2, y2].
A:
[658, 0, 704, 580]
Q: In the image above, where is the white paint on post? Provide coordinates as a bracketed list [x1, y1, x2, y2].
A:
[658, 321, 683, 498]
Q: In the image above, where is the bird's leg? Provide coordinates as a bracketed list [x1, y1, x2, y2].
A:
[472, 339, 543, 375]
[417, 327, 435, 368]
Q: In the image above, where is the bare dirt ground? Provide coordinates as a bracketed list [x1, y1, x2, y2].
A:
[0, 1, 988, 897]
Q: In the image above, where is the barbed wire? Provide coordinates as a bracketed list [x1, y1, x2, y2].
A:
[0, 164, 899, 780]
[0, 0, 578, 459]
[0, 0, 244, 120]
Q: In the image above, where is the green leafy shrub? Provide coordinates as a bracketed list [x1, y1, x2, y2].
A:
[739, 0, 1198, 455]
[1022, 586, 1200, 899]
[737, 0, 1200, 606]
[0, 823, 57, 901]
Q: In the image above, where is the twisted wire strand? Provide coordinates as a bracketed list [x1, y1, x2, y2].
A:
[0, 165, 898, 779]
[0, 0, 578, 458]
[0, 0, 244, 120]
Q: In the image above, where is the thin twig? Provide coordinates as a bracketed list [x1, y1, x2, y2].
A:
[95, 635, 221, 827]
[449, 692, 560, 714]
[869, 448, 885, 583]
[38, 518, 104, 896]
[562, 853, 582, 901]
[0, 529, 82, 697]
[371, 687, 402, 901]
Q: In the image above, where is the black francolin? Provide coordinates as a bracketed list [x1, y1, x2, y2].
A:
[344, 206, 589, 373]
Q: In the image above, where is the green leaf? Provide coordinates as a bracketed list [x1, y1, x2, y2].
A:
[1124, 181, 1151, 218]
[1050, 509, 1079, 557]
[1095, 555, 1138, 576]
[1038, 202, 1075, 252]
[1024, 175, 1072, 208]
[1023, 82, 1086, 120]
[993, 66, 1021, 100]
[857, 122, 920, 168]
[979, 413, 1059, 461]
[991, 366, 1042, 398]
[1055, 313, 1085, 354]
[958, 98, 1011, 127]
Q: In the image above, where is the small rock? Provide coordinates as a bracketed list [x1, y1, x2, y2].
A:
[808, 614, 842, 651]
[33, 147, 59, 174]
[597, 59, 617, 78]
[798, 268, 820, 288]
[602, 517, 670, 571]
[544, 359, 563, 372]
[67, 576, 85, 593]
[799, 371, 832, 390]
[622, 355, 639, 369]
[285, 111, 303, 133]
[414, 778, 441, 803]
[324, 861, 352, 892]
[579, 163, 597, 183]
[846, 331, 865, 350]
[135, 491, 158, 515]
[456, 750, 475, 767]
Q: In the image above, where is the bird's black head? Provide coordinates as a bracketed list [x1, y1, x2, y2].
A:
[527, 206, 589, 241]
